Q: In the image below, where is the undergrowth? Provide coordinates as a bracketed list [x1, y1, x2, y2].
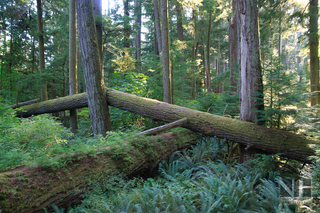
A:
[0, 104, 144, 172]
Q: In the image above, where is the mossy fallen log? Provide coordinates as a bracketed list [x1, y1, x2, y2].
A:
[15, 89, 317, 163]
[0, 130, 199, 213]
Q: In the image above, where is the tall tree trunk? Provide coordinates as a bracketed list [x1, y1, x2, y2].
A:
[160, 0, 172, 104]
[206, 12, 212, 92]
[76, 0, 112, 136]
[123, 0, 130, 48]
[135, 0, 141, 61]
[153, 0, 162, 54]
[69, 0, 78, 133]
[237, 0, 264, 162]
[310, 0, 319, 106]
[93, 0, 103, 74]
[37, 0, 48, 101]
[176, 2, 184, 41]
[191, 9, 197, 99]
[229, 0, 238, 94]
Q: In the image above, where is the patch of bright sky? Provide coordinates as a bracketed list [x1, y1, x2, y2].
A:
[102, 0, 116, 15]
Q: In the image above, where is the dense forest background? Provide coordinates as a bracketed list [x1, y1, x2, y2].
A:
[1, 0, 320, 212]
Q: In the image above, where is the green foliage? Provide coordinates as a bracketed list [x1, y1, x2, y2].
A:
[71, 138, 315, 212]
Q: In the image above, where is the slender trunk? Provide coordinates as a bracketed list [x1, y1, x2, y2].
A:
[123, 0, 130, 48]
[37, 0, 48, 101]
[310, 0, 319, 106]
[191, 9, 197, 99]
[69, 0, 78, 132]
[135, 0, 141, 61]
[229, 0, 238, 94]
[176, 2, 183, 41]
[77, 0, 113, 136]
[160, 0, 172, 104]
[153, 0, 162, 54]
[206, 12, 212, 92]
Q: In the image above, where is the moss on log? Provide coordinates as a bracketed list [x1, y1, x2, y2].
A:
[16, 89, 317, 162]
[0, 130, 199, 213]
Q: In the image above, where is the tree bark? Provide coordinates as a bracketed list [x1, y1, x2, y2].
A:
[93, 0, 103, 74]
[237, 0, 264, 124]
[69, 0, 78, 133]
[310, 0, 319, 106]
[0, 131, 199, 213]
[36, 0, 48, 102]
[16, 89, 316, 163]
[76, 0, 112, 136]
[153, 0, 162, 54]
[160, 0, 172, 104]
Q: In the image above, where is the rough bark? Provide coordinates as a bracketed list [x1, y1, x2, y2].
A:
[153, 0, 162, 54]
[160, 0, 172, 104]
[310, 0, 319, 106]
[76, 0, 112, 136]
[16, 89, 316, 163]
[237, 0, 264, 124]
[0, 131, 199, 213]
[36, 0, 48, 101]
[69, 0, 78, 133]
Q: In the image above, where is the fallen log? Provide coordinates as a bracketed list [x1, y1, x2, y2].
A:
[138, 117, 188, 136]
[8, 98, 39, 109]
[15, 89, 317, 163]
[0, 130, 199, 213]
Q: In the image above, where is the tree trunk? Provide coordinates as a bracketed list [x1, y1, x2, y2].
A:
[123, 0, 130, 48]
[237, 0, 264, 162]
[93, 0, 104, 74]
[237, 0, 263, 124]
[176, 2, 184, 41]
[191, 9, 197, 99]
[16, 89, 315, 163]
[69, 0, 78, 133]
[135, 0, 141, 61]
[206, 12, 212, 92]
[76, 0, 112, 136]
[37, 0, 48, 101]
[310, 0, 319, 106]
[160, 0, 172, 104]
[0, 131, 199, 213]
[229, 0, 238, 94]
[153, 0, 162, 54]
